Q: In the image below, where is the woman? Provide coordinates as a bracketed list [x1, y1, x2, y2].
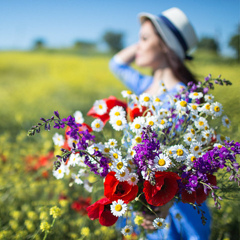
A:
[109, 7, 212, 240]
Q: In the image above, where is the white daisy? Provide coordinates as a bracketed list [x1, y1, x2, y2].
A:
[121, 90, 133, 98]
[93, 99, 107, 115]
[102, 144, 111, 155]
[176, 100, 188, 112]
[197, 134, 208, 146]
[189, 103, 199, 113]
[172, 145, 188, 162]
[68, 153, 81, 167]
[204, 94, 214, 103]
[115, 168, 130, 182]
[52, 133, 64, 147]
[153, 218, 166, 229]
[158, 118, 168, 130]
[83, 180, 93, 192]
[53, 163, 65, 179]
[131, 94, 140, 104]
[110, 149, 122, 161]
[187, 125, 196, 136]
[222, 115, 231, 128]
[201, 103, 212, 115]
[183, 133, 194, 146]
[132, 134, 143, 145]
[108, 138, 118, 148]
[190, 142, 202, 156]
[87, 143, 104, 155]
[71, 173, 83, 185]
[91, 119, 104, 132]
[158, 109, 170, 118]
[110, 199, 127, 217]
[146, 115, 158, 129]
[189, 92, 203, 100]
[194, 117, 208, 130]
[109, 106, 126, 119]
[73, 110, 84, 124]
[67, 137, 79, 149]
[201, 130, 212, 143]
[213, 143, 223, 149]
[121, 225, 133, 236]
[113, 159, 128, 173]
[216, 134, 230, 144]
[110, 116, 127, 131]
[127, 173, 139, 185]
[139, 93, 152, 107]
[152, 154, 171, 171]
[210, 102, 223, 117]
[186, 154, 197, 167]
[130, 117, 145, 134]
[153, 96, 163, 107]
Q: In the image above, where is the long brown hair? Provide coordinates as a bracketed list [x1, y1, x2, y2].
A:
[146, 19, 198, 85]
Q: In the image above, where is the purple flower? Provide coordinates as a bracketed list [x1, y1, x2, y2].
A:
[189, 176, 198, 187]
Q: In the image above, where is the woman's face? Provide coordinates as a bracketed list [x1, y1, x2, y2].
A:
[135, 20, 165, 69]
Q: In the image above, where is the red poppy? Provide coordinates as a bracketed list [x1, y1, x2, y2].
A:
[127, 105, 149, 122]
[87, 197, 118, 226]
[182, 174, 217, 204]
[104, 171, 138, 203]
[71, 197, 91, 215]
[87, 96, 127, 124]
[143, 171, 181, 206]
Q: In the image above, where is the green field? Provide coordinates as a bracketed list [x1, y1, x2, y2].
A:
[0, 51, 239, 239]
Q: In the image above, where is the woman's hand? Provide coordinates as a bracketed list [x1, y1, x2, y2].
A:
[140, 200, 174, 230]
[114, 43, 138, 64]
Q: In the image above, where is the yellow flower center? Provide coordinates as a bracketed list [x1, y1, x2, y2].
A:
[205, 104, 210, 110]
[58, 169, 62, 174]
[157, 222, 163, 227]
[128, 160, 133, 165]
[191, 156, 196, 162]
[169, 150, 172, 154]
[191, 129, 195, 134]
[95, 123, 100, 128]
[193, 92, 199, 96]
[155, 98, 160, 102]
[192, 105, 197, 110]
[104, 148, 110, 153]
[99, 105, 103, 109]
[120, 172, 126, 177]
[187, 137, 192, 141]
[206, 133, 210, 137]
[194, 146, 199, 151]
[201, 137, 206, 142]
[225, 119, 229, 124]
[108, 162, 112, 166]
[116, 120, 122, 126]
[205, 126, 209, 130]
[199, 121, 204, 126]
[144, 96, 150, 102]
[127, 90, 132, 95]
[152, 105, 156, 111]
[218, 145, 223, 149]
[177, 149, 184, 156]
[214, 106, 220, 112]
[135, 137, 142, 143]
[117, 162, 123, 169]
[158, 159, 166, 166]
[110, 142, 115, 146]
[149, 121, 154, 126]
[131, 177, 136, 182]
[160, 120, 165, 125]
[135, 124, 141, 129]
[115, 112, 120, 116]
[125, 228, 130, 233]
[180, 101, 187, 107]
[93, 147, 99, 151]
[115, 204, 122, 212]
[113, 153, 118, 159]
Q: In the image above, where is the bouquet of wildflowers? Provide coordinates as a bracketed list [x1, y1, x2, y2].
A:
[28, 75, 240, 237]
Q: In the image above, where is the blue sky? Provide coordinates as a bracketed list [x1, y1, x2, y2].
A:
[0, 0, 239, 56]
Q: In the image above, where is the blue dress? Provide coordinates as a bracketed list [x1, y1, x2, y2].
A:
[109, 56, 212, 240]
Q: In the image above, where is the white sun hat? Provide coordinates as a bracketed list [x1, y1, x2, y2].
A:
[138, 7, 198, 60]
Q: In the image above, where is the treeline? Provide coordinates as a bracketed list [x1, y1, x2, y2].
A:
[33, 25, 240, 60]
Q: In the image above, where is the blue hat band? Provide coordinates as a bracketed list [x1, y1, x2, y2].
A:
[159, 15, 189, 53]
